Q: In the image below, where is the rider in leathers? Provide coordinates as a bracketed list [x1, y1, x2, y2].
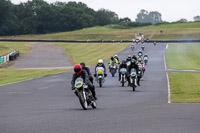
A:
[94, 59, 107, 77]
[127, 59, 140, 86]
[118, 60, 128, 81]
[71, 64, 97, 100]
[80, 62, 93, 84]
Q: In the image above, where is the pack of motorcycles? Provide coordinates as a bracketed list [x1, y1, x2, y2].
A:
[74, 49, 148, 110]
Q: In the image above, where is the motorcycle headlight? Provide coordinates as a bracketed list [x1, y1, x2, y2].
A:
[75, 81, 83, 89]
[131, 72, 136, 77]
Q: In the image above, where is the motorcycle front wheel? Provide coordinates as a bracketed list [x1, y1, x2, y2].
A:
[122, 76, 124, 87]
[78, 92, 88, 110]
[99, 78, 102, 87]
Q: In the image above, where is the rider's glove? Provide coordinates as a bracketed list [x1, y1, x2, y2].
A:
[71, 86, 75, 90]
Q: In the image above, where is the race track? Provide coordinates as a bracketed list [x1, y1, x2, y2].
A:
[0, 43, 200, 133]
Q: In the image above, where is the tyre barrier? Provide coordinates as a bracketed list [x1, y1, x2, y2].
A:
[0, 51, 19, 64]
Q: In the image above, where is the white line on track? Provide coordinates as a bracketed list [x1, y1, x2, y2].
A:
[164, 44, 171, 103]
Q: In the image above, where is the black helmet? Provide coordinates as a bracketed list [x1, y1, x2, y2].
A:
[122, 60, 126, 64]
[80, 62, 86, 68]
[111, 56, 114, 61]
[132, 55, 136, 58]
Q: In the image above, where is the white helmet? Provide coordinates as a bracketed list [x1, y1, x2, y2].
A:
[114, 55, 118, 57]
[98, 59, 103, 64]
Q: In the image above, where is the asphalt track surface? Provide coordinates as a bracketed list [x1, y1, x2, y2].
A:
[0, 43, 200, 133]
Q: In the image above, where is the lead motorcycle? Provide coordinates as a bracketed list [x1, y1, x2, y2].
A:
[74, 78, 97, 110]
[119, 68, 127, 87]
[129, 68, 137, 91]
[95, 67, 105, 87]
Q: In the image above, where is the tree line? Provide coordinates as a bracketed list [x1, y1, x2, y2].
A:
[0, 0, 120, 36]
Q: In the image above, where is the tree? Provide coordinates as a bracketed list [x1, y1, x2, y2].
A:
[135, 9, 162, 23]
[148, 11, 162, 23]
[135, 9, 149, 23]
[193, 15, 200, 21]
[177, 18, 188, 22]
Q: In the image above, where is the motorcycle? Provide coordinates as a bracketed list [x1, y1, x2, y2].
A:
[74, 78, 97, 110]
[109, 62, 117, 77]
[154, 41, 156, 46]
[131, 44, 134, 51]
[95, 67, 105, 87]
[144, 57, 148, 65]
[141, 45, 145, 51]
[120, 68, 127, 87]
[129, 68, 137, 91]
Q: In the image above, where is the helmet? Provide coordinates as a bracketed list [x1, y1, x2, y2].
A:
[132, 55, 136, 59]
[128, 55, 131, 58]
[80, 62, 86, 68]
[98, 59, 103, 64]
[114, 55, 118, 58]
[122, 60, 126, 64]
[111, 56, 114, 61]
[74, 64, 82, 75]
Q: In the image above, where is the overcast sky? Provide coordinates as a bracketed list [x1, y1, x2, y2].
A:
[11, 0, 200, 22]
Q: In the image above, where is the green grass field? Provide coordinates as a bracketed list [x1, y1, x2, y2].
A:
[0, 69, 68, 85]
[166, 43, 200, 70]
[54, 43, 129, 65]
[169, 72, 200, 103]
[0, 42, 31, 56]
[1, 22, 200, 41]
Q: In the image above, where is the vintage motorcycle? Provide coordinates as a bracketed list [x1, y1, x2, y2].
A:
[129, 68, 137, 91]
[95, 67, 105, 87]
[74, 78, 97, 110]
[120, 68, 127, 87]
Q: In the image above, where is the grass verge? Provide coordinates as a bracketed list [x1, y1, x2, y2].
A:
[0, 69, 69, 86]
[54, 43, 129, 65]
[166, 43, 200, 70]
[1, 22, 200, 41]
[169, 72, 200, 103]
[0, 42, 31, 56]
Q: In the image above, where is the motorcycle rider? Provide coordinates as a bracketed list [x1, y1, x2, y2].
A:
[118, 60, 128, 81]
[141, 44, 145, 51]
[127, 59, 139, 86]
[71, 64, 97, 100]
[144, 53, 149, 64]
[80, 62, 93, 84]
[109, 56, 119, 71]
[114, 55, 119, 62]
[154, 41, 156, 46]
[94, 59, 107, 77]
[138, 58, 145, 73]
[132, 55, 137, 61]
[138, 50, 143, 57]
[131, 43, 135, 51]
[126, 55, 132, 62]
[144, 53, 148, 59]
